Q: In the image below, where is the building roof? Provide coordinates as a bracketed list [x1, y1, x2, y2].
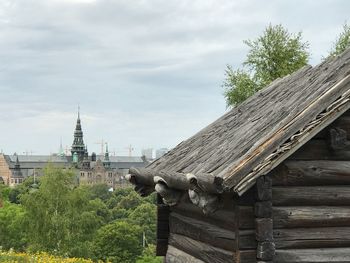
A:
[129, 48, 350, 196]
[109, 156, 145, 163]
[6, 155, 69, 169]
[5, 154, 146, 170]
[8, 155, 68, 163]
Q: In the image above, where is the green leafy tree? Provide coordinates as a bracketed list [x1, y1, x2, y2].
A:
[0, 184, 10, 203]
[65, 187, 105, 257]
[86, 183, 112, 202]
[88, 198, 112, 223]
[223, 68, 258, 107]
[329, 23, 350, 57]
[21, 166, 74, 253]
[21, 166, 101, 258]
[116, 190, 144, 211]
[0, 201, 26, 250]
[8, 176, 39, 204]
[136, 245, 163, 263]
[128, 203, 157, 245]
[111, 207, 128, 220]
[93, 220, 143, 263]
[223, 24, 309, 106]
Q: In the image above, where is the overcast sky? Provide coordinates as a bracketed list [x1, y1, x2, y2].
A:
[0, 0, 349, 156]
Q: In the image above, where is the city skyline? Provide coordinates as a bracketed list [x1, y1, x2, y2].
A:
[1, 109, 169, 157]
[0, 0, 349, 155]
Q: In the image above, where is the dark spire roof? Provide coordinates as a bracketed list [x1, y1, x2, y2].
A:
[12, 156, 23, 178]
[104, 143, 110, 161]
[15, 156, 20, 168]
[71, 106, 85, 161]
[103, 143, 111, 168]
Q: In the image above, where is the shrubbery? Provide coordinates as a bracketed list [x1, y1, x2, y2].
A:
[0, 166, 160, 263]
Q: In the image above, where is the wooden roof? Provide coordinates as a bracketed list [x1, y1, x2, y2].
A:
[132, 49, 350, 195]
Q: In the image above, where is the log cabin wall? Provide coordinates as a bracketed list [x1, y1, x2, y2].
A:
[270, 110, 350, 262]
[165, 192, 256, 263]
[156, 194, 170, 256]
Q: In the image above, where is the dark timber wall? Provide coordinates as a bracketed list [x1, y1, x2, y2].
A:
[270, 110, 350, 262]
[164, 193, 256, 263]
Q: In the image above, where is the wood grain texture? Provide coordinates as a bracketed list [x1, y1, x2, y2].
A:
[274, 248, 350, 262]
[169, 212, 235, 251]
[171, 200, 255, 230]
[165, 245, 205, 263]
[271, 160, 350, 186]
[274, 227, 350, 249]
[168, 233, 235, 263]
[273, 185, 350, 206]
[273, 206, 350, 228]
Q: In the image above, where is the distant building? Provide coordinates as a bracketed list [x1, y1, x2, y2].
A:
[155, 148, 169, 159]
[9, 156, 24, 187]
[141, 148, 153, 160]
[0, 110, 148, 187]
[71, 109, 85, 162]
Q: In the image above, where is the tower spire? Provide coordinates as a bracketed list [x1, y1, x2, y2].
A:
[59, 138, 65, 157]
[71, 106, 85, 162]
[12, 156, 23, 179]
[103, 142, 110, 168]
[78, 105, 80, 120]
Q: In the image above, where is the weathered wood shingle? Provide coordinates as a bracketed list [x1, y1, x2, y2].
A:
[143, 49, 350, 194]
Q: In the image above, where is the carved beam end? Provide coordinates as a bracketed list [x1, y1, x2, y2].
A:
[154, 176, 183, 206]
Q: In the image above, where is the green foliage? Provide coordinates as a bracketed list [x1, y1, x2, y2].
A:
[92, 220, 143, 263]
[128, 203, 157, 245]
[1, 168, 158, 262]
[86, 183, 112, 202]
[223, 67, 258, 106]
[8, 176, 39, 204]
[223, 24, 309, 106]
[136, 245, 163, 263]
[244, 24, 309, 87]
[88, 198, 112, 223]
[20, 166, 102, 258]
[0, 201, 27, 250]
[0, 184, 10, 202]
[21, 166, 75, 253]
[329, 23, 350, 57]
[115, 190, 144, 210]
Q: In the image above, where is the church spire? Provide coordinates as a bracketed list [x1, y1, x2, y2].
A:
[103, 142, 111, 168]
[71, 107, 85, 162]
[59, 138, 65, 157]
[78, 105, 80, 120]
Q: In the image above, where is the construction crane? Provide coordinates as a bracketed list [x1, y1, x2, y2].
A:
[95, 139, 105, 156]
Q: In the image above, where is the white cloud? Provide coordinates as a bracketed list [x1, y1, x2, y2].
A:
[0, 0, 349, 154]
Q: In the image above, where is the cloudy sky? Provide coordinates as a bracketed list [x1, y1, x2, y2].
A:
[0, 0, 349, 156]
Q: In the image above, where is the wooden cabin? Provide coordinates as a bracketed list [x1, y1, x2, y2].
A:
[127, 48, 350, 263]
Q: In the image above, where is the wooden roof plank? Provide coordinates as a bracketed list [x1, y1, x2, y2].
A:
[140, 49, 350, 194]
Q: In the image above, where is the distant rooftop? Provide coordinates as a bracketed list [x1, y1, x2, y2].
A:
[8, 155, 68, 163]
[5, 154, 145, 165]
